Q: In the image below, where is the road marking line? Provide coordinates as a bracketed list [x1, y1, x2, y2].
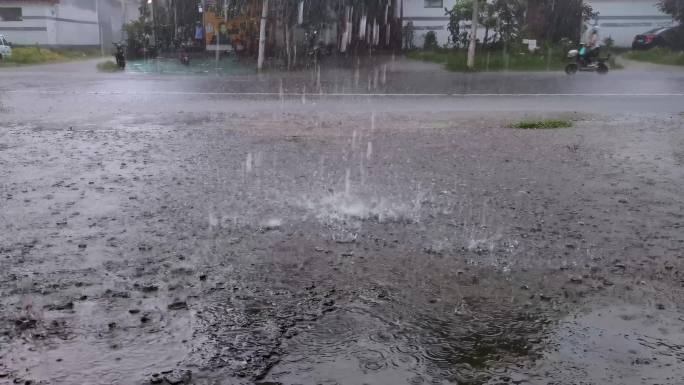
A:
[4, 90, 684, 97]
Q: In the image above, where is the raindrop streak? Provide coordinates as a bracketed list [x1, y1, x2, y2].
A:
[373, 68, 379, 90]
[246, 152, 253, 173]
[279, 79, 284, 109]
[366, 141, 373, 160]
[360, 155, 368, 186]
[352, 130, 357, 151]
[302, 85, 306, 104]
[371, 112, 376, 131]
[316, 66, 322, 94]
[345, 168, 351, 197]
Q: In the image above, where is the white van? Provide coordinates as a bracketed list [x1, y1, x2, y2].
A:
[0, 34, 12, 60]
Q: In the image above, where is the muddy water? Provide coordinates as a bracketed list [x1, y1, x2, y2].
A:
[1, 97, 684, 385]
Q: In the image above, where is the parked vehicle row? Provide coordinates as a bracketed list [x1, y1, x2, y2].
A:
[0, 34, 12, 60]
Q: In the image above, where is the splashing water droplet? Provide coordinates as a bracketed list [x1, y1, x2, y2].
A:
[208, 211, 218, 227]
[245, 152, 253, 173]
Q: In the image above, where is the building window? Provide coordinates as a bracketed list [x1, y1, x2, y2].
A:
[0, 7, 23, 22]
[424, 0, 443, 8]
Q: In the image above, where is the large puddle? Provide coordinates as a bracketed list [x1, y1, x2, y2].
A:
[261, 303, 684, 385]
[513, 303, 684, 385]
[126, 57, 254, 76]
[1, 297, 193, 384]
[264, 302, 546, 385]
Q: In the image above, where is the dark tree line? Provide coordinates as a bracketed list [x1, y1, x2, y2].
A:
[124, 0, 401, 61]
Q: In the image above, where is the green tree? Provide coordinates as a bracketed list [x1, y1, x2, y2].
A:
[658, 0, 684, 23]
[446, 0, 528, 49]
[528, 0, 595, 44]
[492, 0, 527, 46]
[445, 0, 477, 47]
[480, 1, 497, 46]
[123, 1, 153, 57]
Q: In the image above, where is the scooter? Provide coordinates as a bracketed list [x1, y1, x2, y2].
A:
[113, 43, 126, 69]
[565, 48, 609, 75]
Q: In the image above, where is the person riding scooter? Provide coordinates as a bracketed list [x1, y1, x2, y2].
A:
[565, 28, 609, 75]
[585, 29, 601, 65]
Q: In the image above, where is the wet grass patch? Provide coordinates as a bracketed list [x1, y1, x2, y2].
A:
[512, 119, 573, 129]
[97, 60, 121, 72]
[624, 48, 684, 66]
[1, 46, 101, 67]
[407, 49, 566, 72]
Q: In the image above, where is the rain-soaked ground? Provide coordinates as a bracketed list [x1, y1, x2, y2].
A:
[1, 56, 684, 385]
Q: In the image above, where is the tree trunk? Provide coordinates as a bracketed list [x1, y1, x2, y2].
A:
[258, 0, 269, 71]
[285, 21, 291, 69]
[467, 0, 478, 69]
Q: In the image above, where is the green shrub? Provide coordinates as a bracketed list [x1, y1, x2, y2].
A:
[625, 48, 684, 66]
[97, 60, 121, 72]
[3, 47, 99, 65]
[424, 31, 438, 50]
[407, 49, 566, 72]
[9, 47, 66, 64]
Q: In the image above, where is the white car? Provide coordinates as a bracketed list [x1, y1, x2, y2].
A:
[0, 34, 12, 60]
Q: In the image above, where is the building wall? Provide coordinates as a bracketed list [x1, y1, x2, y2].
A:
[54, 0, 100, 46]
[0, 0, 138, 48]
[0, 2, 51, 45]
[588, 0, 676, 47]
[402, 0, 457, 48]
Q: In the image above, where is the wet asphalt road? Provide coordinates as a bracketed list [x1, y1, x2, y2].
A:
[1, 57, 684, 385]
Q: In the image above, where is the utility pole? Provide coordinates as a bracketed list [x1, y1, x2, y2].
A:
[467, 0, 479, 69]
[148, 0, 156, 48]
[257, 0, 269, 71]
[96, 0, 104, 56]
[173, 0, 178, 41]
[400, 0, 404, 49]
[579, 0, 584, 44]
[121, 0, 127, 42]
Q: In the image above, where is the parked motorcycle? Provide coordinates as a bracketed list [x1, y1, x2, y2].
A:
[179, 47, 190, 66]
[565, 47, 609, 75]
[304, 30, 331, 68]
[113, 43, 126, 69]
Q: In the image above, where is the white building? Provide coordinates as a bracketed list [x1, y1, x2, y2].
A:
[588, 0, 676, 47]
[0, 0, 139, 48]
[398, 0, 676, 49]
[400, 0, 457, 48]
